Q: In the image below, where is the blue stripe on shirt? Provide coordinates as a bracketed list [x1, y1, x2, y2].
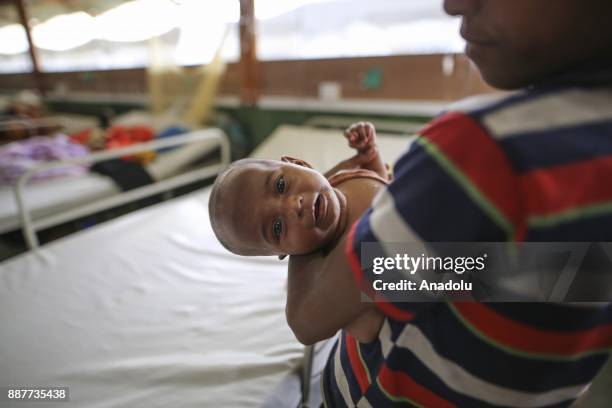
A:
[486, 303, 612, 332]
[527, 212, 612, 241]
[404, 304, 609, 392]
[499, 120, 612, 173]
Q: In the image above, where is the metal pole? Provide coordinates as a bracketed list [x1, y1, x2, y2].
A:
[239, 0, 259, 106]
[14, 0, 45, 95]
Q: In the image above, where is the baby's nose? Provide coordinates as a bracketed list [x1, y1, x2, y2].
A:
[283, 195, 303, 219]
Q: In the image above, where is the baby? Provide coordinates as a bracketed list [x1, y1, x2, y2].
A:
[208, 122, 390, 261]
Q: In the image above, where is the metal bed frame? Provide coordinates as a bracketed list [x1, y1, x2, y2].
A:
[13, 128, 230, 249]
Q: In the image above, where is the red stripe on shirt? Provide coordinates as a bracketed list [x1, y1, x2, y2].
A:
[420, 112, 525, 240]
[453, 302, 612, 356]
[346, 221, 414, 322]
[521, 156, 612, 216]
[345, 333, 370, 394]
[378, 363, 456, 408]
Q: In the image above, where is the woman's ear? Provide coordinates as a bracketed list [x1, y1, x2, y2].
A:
[278, 254, 287, 260]
[281, 155, 313, 169]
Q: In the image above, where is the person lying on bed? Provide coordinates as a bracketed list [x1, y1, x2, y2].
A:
[208, 122, 389, 343]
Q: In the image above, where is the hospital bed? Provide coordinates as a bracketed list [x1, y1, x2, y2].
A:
[0, 124, 415, 407]
[0, 128, 229, 243]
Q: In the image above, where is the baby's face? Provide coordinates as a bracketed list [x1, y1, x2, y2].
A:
[217, 160, 345, 257]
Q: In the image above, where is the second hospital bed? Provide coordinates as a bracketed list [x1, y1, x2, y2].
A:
[0, 124, 416, 407]
[0, 125, 227, 238]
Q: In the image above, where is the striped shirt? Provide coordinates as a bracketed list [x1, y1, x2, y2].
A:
[322, 65, 612, 407]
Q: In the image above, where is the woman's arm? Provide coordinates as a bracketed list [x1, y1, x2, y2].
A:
[286, 234, 382, 345]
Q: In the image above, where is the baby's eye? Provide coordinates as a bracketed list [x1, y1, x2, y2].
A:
[276, 176, 286, 193]
[273, 219, 283, 239]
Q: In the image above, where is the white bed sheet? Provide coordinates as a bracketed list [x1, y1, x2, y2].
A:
[0, 188, 302, 408]
[0, 124, 415, 407]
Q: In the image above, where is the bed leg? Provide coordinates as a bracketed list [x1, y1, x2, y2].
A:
[300, 344, 314, 407]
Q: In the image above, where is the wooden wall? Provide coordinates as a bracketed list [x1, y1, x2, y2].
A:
[0, 53, 496, 102]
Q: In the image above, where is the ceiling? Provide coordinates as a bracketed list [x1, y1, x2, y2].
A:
[0, 0, 128, 25]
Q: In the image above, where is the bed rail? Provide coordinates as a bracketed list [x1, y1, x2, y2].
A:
[0, 116, 66, 133]
[14, 128, 230, 249]
[0, 114, 100, 137]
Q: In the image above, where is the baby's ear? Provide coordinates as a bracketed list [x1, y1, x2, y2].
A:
[281, 155, 313, 169]
[278, 254, 287, 260]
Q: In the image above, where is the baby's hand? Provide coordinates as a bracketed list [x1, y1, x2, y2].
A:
[344, 122, 376, 154]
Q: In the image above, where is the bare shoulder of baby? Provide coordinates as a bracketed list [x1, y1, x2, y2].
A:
[336, 177, 386, 225]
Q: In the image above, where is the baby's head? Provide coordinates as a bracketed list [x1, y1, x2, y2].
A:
[444, 0, 612, 89]
[209, 156, 345, 258]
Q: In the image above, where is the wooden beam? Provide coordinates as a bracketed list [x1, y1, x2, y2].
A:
[239, 0, 258, 105]
[14, 0, 45, 94]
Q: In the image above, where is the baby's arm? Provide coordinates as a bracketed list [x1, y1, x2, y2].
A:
[286, 236, 383, 345]
[323, 122, 388, 179]
[322, 151, 370, 178]
[344, 122, 388, 179]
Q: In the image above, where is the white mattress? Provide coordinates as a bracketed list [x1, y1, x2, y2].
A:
[254, 124, 415, 171]
[0, 124, 414, 407]
[0, 173, 119, 234]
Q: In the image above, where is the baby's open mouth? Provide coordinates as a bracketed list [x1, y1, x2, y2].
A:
[314, 194, 321, 222]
